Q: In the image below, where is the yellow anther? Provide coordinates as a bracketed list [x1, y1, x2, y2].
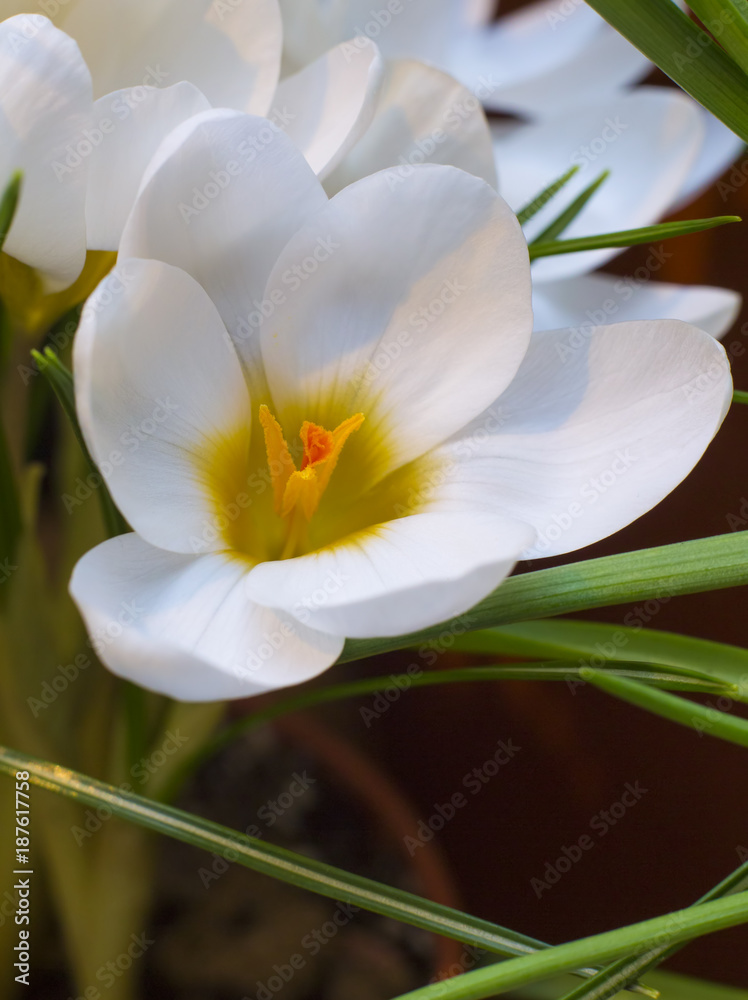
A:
[259, 405, 364, 524]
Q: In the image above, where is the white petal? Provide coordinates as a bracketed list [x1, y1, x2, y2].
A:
[495, 88, 703, 283]
[533, 273, 742, 341]
[247, 511, 533, 639]
[61, 0, 282, 114]
[328, 0, 457, 64]
[74, 258, 252, 554]
[120, 109, 328, 389]
[325, 58, 497, 195]
[260, 165, 532, 483]
[672, 108, 745, 209]
[429, 321, 732, 559]
[449, 0, 650, 117]
[275, 38, 384, 180]
[86, 82, 211, 251]
[70, 534, 343, 702]
[0, 15, 91, 287]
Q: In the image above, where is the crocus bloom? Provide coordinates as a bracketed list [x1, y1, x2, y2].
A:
[325, 62, 741, 338]
[279, 0, 651, 118]
[281, 1, 741, 335]
[0, 6, 381, 295]
[70, 115, 731, 702]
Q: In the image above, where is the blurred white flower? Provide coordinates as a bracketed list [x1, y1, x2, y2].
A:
[279, 0, 651, 118]
[281, 0, 743, 336]
[0, 4, 383, 289]
[69, 117, 731, 701]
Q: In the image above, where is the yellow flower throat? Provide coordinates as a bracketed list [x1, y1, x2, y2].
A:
[259, 405, 365, 558]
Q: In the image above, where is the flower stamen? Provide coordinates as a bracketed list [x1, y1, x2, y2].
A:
[259, 405, 365, 531]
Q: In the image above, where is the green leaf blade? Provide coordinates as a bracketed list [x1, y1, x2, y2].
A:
[529, 216, 740, 260]
[516, 166, 580, 226]
[583, 0, 748, 143]
[341, 531, 748, 664]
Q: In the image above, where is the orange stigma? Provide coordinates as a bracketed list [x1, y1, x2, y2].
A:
[259, 405, 364, 524]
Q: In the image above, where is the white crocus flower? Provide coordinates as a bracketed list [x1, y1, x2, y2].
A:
[323, 57, 741, 339]
[70, 115, 731, 702]
[0, 14, 214, 291]
[0, 0, 384, 187]
[279, 0, 651, 118]
[496, 87, 743, 336]
[0, 5, 382, 293]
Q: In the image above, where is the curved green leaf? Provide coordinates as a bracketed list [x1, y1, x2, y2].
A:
[453, 620, 748, 702]
[341, 532, 748, 664]
[0, 745, 612, 979]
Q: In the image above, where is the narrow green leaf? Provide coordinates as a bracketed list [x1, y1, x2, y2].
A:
[0, 744, 634, 983]
[341, 531, 748, 664]
[30, 347, 128, 538]
[557, 855, 748, 1000]
[689, 0, 748, 75]
[516, 166, 580, 226]
[529, 216, 740, 260]
[580, 669, 748, 749]
[161, 659, 731, 806]
[583, 0, 748, 143]
[393, 892, 748, 1000]
[453, 620, 748, 703]
[509, 970, 748, 1000]
[530, 171, 610, 245]
[733, 389, 748, 405]
[0, 170, 22, 254]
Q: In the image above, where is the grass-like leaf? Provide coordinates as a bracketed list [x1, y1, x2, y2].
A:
[557, 856, 748, 1000]
[584, 0, 748, 143]
[0, 170, 21, 254]
[529, 216, 739, 260]
[453, 620, 748, 704]
[160, 659, 732, 806]
[530, 171, 610, 245]
[581, 669, 748, 748]
[342, 531, 748, 663]
[516, 166, 580, 226]
[30, 346, 128, 538]
[689, 0, 748, 75]
[0, 744, 622, 981]
[391, 895, 748, 1000]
